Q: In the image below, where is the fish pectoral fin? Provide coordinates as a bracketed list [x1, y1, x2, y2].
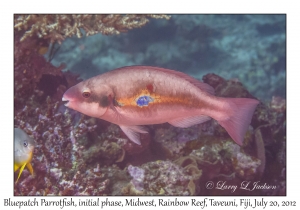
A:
[27, 162, 34, 175]
[16, 163, 27, 183]
[119, 125, 148, 145]
[128, 125, 148, 134]
[169, 115, 211, 128]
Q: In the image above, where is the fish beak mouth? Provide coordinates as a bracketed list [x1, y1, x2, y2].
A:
[62, 86, 78, 107]
[62, 97, 69, 107]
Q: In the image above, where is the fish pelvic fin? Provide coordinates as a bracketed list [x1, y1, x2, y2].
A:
[27, 162, 34, 175]
[119, 125, 148, 145]
[16, 162, 27, 183]
[218, 98, 259, 145]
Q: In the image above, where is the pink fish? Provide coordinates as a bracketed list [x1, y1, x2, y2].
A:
[62, 66, 259, 145]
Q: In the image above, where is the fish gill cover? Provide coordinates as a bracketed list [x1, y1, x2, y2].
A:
[14, 14, 286, 195]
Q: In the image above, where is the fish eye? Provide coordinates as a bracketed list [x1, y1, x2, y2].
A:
[82, 91, 91, 98]
[23, 140, 28, 147]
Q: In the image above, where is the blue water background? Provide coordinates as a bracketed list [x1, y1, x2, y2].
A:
[51, 14, 286, 101]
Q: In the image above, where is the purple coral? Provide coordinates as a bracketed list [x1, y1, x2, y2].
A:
[177, 128, 198, 143]
[123, 160, 195, 195]
[128, 165, 145, 191]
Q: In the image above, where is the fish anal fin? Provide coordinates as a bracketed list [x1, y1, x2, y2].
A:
[169, 115, 211, 128]
[119, 125, 148, 145]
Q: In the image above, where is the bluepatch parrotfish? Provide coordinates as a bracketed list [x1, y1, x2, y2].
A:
[62, 66, 259, 145]
[14, 128, 35, 182]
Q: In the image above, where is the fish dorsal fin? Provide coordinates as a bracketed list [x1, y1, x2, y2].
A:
[119, 66, 215, 95]
[169, 115, 211, 128]
[154, 67, 215, 95]
[119, 125, 148, 145]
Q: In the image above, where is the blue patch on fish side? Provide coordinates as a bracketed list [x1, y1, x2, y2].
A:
[136, 95, 154, 107]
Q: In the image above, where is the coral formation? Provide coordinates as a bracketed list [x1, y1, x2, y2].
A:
[128, 165, 145, 191]
[14, 15, 170, 44]
[190, 140, 261, 181]
[123, 160, 198, 195]
[153, 122, 215, 159]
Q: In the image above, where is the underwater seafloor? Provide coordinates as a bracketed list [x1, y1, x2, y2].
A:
[14, 14, 286, 195]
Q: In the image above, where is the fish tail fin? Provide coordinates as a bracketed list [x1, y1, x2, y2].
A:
[218, 98, 259, 145]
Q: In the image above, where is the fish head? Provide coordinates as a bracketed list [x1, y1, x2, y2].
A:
[62, 78, 113, 118]
[14, 128, 35, 165]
